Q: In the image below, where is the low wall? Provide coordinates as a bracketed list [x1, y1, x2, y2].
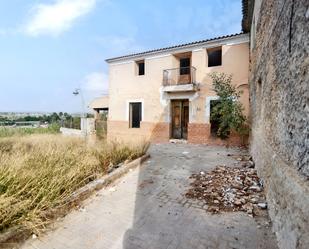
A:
[60, 127, 84, 137]
[81, 118, 95, 135]
[60, 118, 96, 138]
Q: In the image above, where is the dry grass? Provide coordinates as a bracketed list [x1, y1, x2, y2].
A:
[0, 134, 148, 235]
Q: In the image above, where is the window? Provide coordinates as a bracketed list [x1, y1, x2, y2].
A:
[207, 47, 222, 67]
[180, 58, 190, 75]
[129, 102, 142, 128]
[136, 60, 145, 75]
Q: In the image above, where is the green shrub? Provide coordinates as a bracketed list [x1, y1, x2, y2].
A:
[209, 72, 249, 139]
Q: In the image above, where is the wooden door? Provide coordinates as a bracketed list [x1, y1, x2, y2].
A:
[171, 100, 189, 139]
[182, 101, 189, 139]
[172, 100, 182, 139]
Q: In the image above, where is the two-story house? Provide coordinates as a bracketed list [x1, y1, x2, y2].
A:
[105, 33, 249, 144]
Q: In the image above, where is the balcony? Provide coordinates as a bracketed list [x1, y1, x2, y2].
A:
[162, 67, 198, 92]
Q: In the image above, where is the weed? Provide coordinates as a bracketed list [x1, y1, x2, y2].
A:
[0, 134, 148, 234]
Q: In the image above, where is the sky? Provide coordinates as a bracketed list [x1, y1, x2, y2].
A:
[0, 0, 242, 113]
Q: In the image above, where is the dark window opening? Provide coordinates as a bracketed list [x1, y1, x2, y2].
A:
[207, 47, 222, 67]
[180, 58, 190, 75]
[210, 100, 228, 137]
[137, 61, 145, 75]
[129, 102, 142, 128]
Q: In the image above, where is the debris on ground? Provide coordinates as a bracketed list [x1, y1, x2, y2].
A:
[185, 165, 267, 216]
[227, 154, 256, 168]
[257, 202, 267, 209]
[139, 178, 154, 189]
[108, 187, 116, 192]
[169, 139, 187, 144]
[78, 207, 86, 212]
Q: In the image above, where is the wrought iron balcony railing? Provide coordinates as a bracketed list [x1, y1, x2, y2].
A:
[163, 66, 196, 86]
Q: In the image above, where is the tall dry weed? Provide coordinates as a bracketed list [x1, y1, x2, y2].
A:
[0, 134, 148, 234]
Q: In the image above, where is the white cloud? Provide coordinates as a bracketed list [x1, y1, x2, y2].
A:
[95, 35, 146, 56]
[81, 72, 108, 107]
[82, 72, 108, 94]
[195, 1, 241, 36]
[24, 0, 97, 36]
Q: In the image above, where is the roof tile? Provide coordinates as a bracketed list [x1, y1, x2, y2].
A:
[106, 32, 245, 62]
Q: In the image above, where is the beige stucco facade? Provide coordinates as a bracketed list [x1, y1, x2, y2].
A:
[106, 33, 250, 144]
[89, 96, 109, 119]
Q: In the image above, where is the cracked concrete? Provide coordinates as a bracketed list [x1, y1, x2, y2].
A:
[19, 144, 278, 249]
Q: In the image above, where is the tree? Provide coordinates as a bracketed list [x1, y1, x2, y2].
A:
[50, 112, 60, 123]
[63, 112, 71, 120]
[209, 72, 248, 139]
[24, 116, 39, 121]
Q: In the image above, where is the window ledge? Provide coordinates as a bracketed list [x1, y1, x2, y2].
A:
[207, 65, 223, 68]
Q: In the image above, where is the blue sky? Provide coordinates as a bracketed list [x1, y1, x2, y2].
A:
[0, 0, 242, 113]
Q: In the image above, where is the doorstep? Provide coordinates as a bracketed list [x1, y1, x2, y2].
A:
[169, 139, 188, 144]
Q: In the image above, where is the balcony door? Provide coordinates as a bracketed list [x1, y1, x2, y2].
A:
[171, 100, 189, 139]
[179, 58, 191, 84]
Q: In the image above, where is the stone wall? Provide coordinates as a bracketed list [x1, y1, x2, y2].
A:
[249, 0, 309, 248]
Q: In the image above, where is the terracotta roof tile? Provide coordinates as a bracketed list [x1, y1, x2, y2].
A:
[106, 33, 246, 63]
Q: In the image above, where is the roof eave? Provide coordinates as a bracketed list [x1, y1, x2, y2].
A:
[105, 33, 249, 64]
[242, 0, 255, 33]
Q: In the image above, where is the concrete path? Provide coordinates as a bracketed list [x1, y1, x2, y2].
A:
[20, 144, 278, 249]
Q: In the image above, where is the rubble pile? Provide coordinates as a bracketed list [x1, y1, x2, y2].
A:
[186, 165, 267, 216]
[227, 154, 255, 168]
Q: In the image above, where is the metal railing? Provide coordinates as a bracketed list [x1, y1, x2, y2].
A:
[163, 66, 196, 86]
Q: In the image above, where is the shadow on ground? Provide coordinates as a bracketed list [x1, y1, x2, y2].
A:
[122, 144, 278, 249]
[19, 144, 278, 249]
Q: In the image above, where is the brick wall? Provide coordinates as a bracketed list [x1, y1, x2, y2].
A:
[107, 121, 170, 144]
[108, 120, 247, 145]
[149, 122, 170, 143]
[188, 123, 247, 146]
[187, 123, 210, 144]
